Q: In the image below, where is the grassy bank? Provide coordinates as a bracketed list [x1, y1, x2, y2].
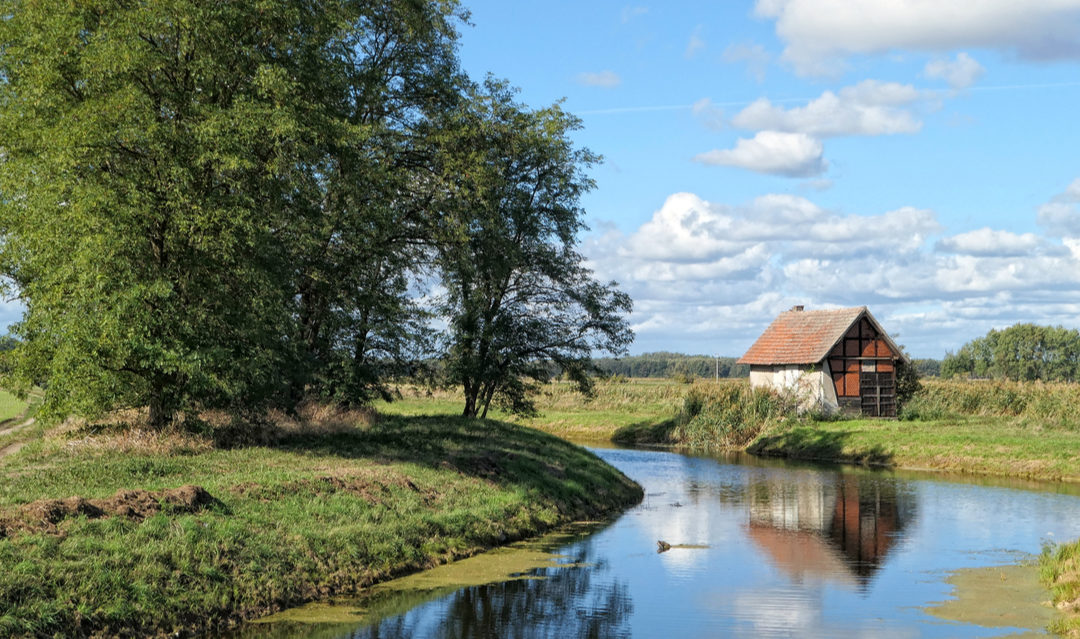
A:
[1042, 540, 1080, 637]
[611, 381, 791, 449]
[750, 379, 1080, 482]
[0, 410, 642, 637]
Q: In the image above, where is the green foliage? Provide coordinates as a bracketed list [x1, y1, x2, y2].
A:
[613, 380, 789, 448]
[941, 323, 1080, 382]
[433, 79, 632, 418]
[894, 357, 922, 411]
[0, 0, 476, 426]
[899, 378, 1080, 427]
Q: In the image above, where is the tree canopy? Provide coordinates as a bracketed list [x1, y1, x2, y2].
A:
[0, 0, 632, 426]
[433, 80, 632, 418]
[941, 323, 1080, 382]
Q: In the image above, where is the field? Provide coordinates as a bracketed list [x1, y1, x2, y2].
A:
[377, 378, 686, 441]
[0, 409, 641, 637]
[388, 377, 1080, 483]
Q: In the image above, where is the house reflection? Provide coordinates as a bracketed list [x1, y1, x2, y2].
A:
[745, 471, 914, 588]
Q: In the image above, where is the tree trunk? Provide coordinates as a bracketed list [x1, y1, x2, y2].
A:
[479, 381, 497, 419]
[462, 381, 479, 418]
[148, 382, 170, 430]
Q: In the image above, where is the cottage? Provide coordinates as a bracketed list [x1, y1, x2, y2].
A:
[737, 306, 907, 417]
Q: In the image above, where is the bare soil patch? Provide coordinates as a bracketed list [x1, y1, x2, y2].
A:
[0, 484, 217, 538]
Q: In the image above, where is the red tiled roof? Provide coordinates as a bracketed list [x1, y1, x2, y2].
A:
[737, 306, 867, 365]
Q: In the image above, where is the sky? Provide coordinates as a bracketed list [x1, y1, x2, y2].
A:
[3, 2, 1080, 360]
[454, 0, 1080, 359]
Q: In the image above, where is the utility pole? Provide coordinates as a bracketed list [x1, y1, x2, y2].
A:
[715, 354, 719, 381]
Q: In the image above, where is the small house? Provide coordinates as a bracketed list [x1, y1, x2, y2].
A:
[737, 306, 907, 417]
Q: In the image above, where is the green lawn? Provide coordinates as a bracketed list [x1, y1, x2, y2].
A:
[0, 413, 641, 637]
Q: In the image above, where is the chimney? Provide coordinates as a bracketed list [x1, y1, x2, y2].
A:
[791, 305, 804, 312]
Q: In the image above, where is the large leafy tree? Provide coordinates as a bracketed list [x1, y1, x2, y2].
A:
[434, 80, 633, 418]
[0, 0, 463, 426]
[941, 323, 1080, 381]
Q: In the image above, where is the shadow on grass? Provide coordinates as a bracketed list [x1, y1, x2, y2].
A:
[610, 419, 678, 446]
[748, 426, 895, 468]
[273, 414, 644, 520]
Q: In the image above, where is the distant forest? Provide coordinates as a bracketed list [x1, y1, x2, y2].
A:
[592, 353, 749, 379]
[593, 352, 943, 380]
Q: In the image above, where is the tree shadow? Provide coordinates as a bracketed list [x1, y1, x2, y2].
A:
[610, 418, 678, 446]
[747, 428, 894, 468]
[271, 414, 644, 519]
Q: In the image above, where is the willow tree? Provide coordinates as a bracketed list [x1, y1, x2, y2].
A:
[0, 0, 463, 426]
[434, 80, 633, 419]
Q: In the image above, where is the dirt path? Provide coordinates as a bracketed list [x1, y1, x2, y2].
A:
[0, 417, 36, 460]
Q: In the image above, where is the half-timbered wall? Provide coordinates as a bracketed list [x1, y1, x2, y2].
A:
[826, 317, 899, 417]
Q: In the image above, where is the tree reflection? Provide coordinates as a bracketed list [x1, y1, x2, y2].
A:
[236, 539, 632, 639]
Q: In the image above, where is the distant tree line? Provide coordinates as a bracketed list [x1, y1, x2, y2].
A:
[941, 324, 1080, 381]
[0, 1, 631, 425]
[592, 353, 749, 379]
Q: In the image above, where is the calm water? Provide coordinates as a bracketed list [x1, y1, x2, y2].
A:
[235, 446, 1080, 638]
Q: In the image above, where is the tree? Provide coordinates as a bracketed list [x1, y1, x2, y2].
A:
[0, 0, 465, 426]
[941, 323, 1080, 381]
[434, 79, 633, 418]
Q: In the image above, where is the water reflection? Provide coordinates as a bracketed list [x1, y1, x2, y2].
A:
[235, 539, 632, 639]
[746, 470, 915, 587]
[235, 446, 1080, 639]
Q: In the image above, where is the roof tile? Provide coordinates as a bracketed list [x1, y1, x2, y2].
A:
[737, 307, 867, 365]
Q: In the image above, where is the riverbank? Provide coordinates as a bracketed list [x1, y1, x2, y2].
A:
[1043, 540, 1080, 637]
[0, 409, 642, 637]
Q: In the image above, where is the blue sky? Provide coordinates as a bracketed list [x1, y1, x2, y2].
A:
[3, 1, 1080, 360]
[454, 0, 1080, 358]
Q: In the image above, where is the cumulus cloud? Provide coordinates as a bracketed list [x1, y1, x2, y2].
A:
[755, 0, 1080, 75]
[731, 80, 924, 137]
[722, 43, 771, 82]
[576, 70, 622, 88]
[585, 187, 1080, 357]
[924, 52, 985, 89]
[936, 228, 1048, 256]
[694, 131, 827, 177]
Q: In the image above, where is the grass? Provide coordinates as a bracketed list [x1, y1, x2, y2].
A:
[379, 378, 686, 440]
[0, 390, 27, 424]
[0, 408, 642, 637]
[611, 380, 791, 449]
[1042, 540, 1080, 636]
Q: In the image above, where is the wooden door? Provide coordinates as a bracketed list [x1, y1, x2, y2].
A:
[859, 371, 896, 417]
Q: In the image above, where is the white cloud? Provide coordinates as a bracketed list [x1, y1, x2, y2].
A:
[693, 131, 827, 177]
[731, 80, 923, 137]
[1039, 178, 1080, 237]
[685, 26, 706, 59]
[936, 227, 1048, 256]
[722, 43, 771, 82]
[576, 70, 622, 88]
[585, 186, 1080, 357]
[755, 0, 1080, 75]
[924, 52, 985, 89]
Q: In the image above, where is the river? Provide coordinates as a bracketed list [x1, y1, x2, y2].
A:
[233, 445, 1080, 638]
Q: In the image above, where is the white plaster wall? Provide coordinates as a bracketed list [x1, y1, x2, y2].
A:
[748, 364, 838, 415]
